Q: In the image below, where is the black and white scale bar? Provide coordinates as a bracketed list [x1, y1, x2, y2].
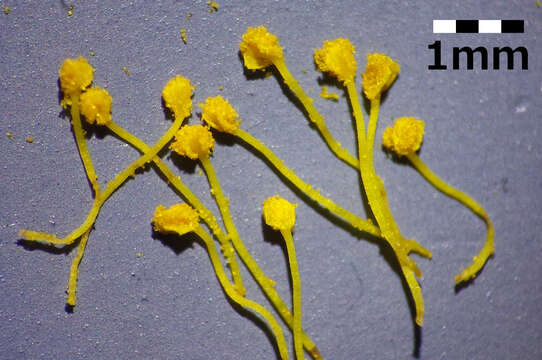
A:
[433, 20, 524, 33]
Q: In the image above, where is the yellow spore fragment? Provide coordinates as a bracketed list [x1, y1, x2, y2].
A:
[362, 53, 400, 100]
[162, 75, 194, 119]
[25, 136, 34, 143]
[207, 1, 219, 12]
[6, 131, 14, 140]
[122, 66, 130, 76]
[59, 57, 94, 105]
[239, 26, 284, 70]
[3, 5, 10, 14]
[170, 124, 214, 160]
[320, 86, 339, 101]
[382, 117, 425, 156]
[181, 28, 187, 44]
[314, 38, 357, 84]
[537, 0, 541, 7]
[152, 203, 200, 236]
[80, 87, 113, 126]
[263, 195, 297, 232]
[200, 95, 241, 134]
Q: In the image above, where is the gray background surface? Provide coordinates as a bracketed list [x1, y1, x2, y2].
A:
[1, 1, 541, 359]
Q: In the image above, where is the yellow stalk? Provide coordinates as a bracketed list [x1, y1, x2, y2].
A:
[366, 96, 381, 160]
[67, 228, 90, 306]
[200, 156, 321, 358]
[234, 128, 380, 238]
[407, 153, 494, 284]
[194, 226, 290, 360]
[273, 58, 359, 169]
[19, 111, 186, 246]
[106, 121, 244, 291]
[352, 91, 430, 326]
[280, 229, 304, 360]
[69, 95, 100, 195]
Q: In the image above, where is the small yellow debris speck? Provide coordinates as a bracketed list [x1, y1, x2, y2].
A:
[122, 66, 130, 76]
[187, 12, 192, 18]
[218, 85, 223, 91]
[537, 0, 541, 7]
[181, 28, 187, 44]
[197, 169, 204, 176]
[6, 131, 14, 140]
[207, 1, 219, 12]
[136, 252, 142, 258]
[2, 5, 10, 14]
[301, 69, 307, 74]
[89, 51, 96, 57]
[68, 5, 74, 16]
[320, 86, 339, 101]
[26, 136, 34, 143]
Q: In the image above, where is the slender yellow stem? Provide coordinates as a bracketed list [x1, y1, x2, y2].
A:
[357, 165, 428, 325]
[353, 95, 430, 325]
[69, 97, 100, 195]
[106, 121, 245, 294]
[407, 153, 495, 284]
[67, 228, 90, 306]
[200, 156, 320, 359]
[19, 113, 186, 246]
[200, 157, 246, 296]
[345, 81, 367, 149]
[235, 128, 380, 238]
[280, 229, 303, 360]
[366, 96, 381, 160]
[273, 59, 359, 170]
[194, 226, 290, 360]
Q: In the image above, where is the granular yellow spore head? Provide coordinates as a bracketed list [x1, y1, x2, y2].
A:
[239, 26, 283, 70]
[362, 53, 400, 100]
[382, 117, 425, 156]
[59, 57, 94, 104]
[79, 87, 113, 125]
[262, 195, 297, 232]
[170, 124, 214, 160]
[314, 38, 357, 84]
[200, 95, 241, 134]
[152, 203, 200, 236]
[162, 75, 194, 119]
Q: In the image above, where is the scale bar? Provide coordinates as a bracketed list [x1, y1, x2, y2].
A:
[433, 20, 524, 33]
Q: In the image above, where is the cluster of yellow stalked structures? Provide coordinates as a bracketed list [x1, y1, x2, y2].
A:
[19, 25, 494, 360]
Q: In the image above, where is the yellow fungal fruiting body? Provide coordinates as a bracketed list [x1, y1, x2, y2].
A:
[314, 38, 357, 84]
[170, 124, 214, 160]
[263, 195, 297, 232]
[382, 117, 425, 156]
[200, 95, 241, 134]
[263, 195, 304, 360]
[239, 26, 284, 70]
[80, 87, 113, 126]
[362, 53, 400, 100]
[152, 203, 200, 236]
[162, 75, 194, 119]
[59, 57, 95, 105]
